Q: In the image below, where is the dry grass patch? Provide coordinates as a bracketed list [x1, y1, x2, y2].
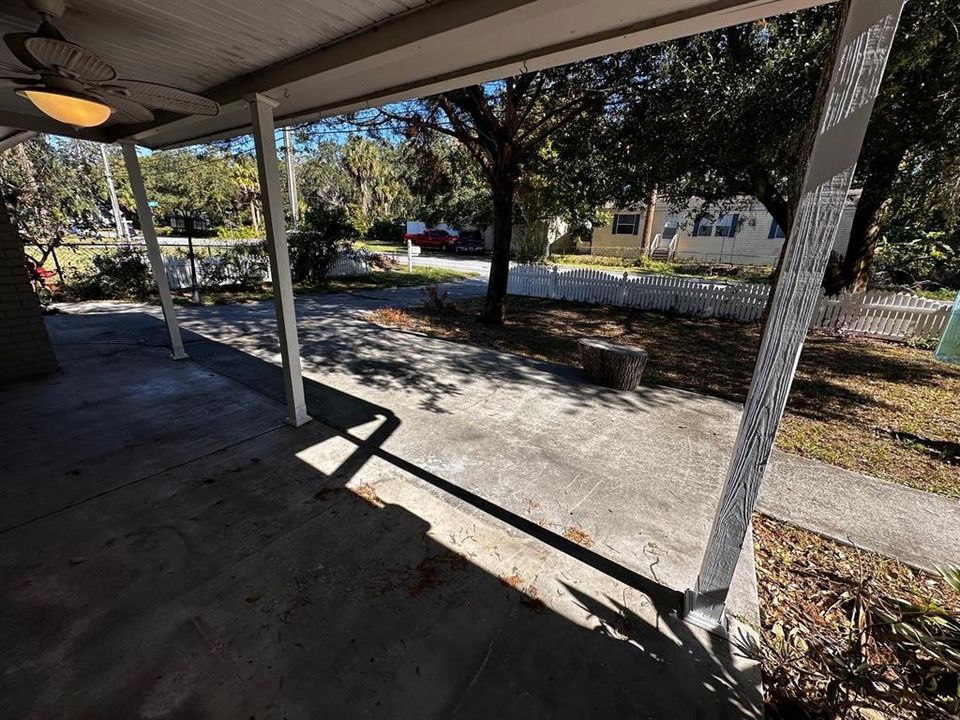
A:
[369, 297, 960, 498]
[753, 515, 960, 719]
[367, 307, 417, 329]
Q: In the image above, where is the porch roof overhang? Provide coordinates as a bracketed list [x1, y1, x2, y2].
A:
[0, 0, 831, 150]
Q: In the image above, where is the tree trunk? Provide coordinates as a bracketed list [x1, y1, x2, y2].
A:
[837, 196, 889, 292]
[640, 187, 658, 255]
[579, 338, 648, 390]
[250, 197, 261, 234]
[835, 142, 905, 292]
[481, 171, 516, 325]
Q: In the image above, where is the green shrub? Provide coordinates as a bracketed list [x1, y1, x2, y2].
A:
[215, 224, 261, 240]
[873, 231, 960, 291]
[288, 204, 355, 284]
[64, 245, 152, 300]
[201, 242, 269, 289]
[514, 222, 550, 264]
[366, 218, 404, 246]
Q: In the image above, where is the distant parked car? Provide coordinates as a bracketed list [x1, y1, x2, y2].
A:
[453, 229, 485, 254]
[403, 228, 456, 251]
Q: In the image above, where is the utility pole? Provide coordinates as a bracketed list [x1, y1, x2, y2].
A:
[282, 127, 299, 227]
[100, 144, 128, 241]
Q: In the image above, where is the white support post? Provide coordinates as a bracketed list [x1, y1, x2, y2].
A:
[247, 94, 311, 428]
[120, 142, 188, 360]
[684, 0, 906, 634]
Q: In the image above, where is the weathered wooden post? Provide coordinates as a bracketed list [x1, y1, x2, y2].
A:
[684, 0, 907, 634]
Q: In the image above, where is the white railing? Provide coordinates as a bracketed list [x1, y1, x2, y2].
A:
[507, 265, 953, 341]
[649, 233, 678, 259]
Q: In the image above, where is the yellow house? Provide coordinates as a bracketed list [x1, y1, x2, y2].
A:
[590, 195, 858, 266]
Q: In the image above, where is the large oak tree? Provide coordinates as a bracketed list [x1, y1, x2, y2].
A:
[357, 60, 631, 323]
[605, 0, 960, 291]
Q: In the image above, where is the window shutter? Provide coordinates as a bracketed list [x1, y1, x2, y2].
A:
[693, 218, 701, 237]
[729, 213, 739, 238]
[633, 214, 640, 235]
[768, 220, 779, 239]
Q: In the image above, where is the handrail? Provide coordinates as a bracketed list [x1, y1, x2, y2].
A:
[649, 233, 678, 258]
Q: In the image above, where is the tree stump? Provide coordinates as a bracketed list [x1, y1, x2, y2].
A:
[578, 337, 648, 390]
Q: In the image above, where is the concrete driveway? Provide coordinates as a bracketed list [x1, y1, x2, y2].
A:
[1, 304, 763, 719]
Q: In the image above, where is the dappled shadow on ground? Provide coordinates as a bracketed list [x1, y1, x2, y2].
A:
[1, 313, 760, 718]
[175, 299, 677, 417]
[388, 297, 959, 438]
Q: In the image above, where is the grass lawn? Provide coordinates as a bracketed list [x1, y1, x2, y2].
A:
[355, 239, 408, 254]
[167, 266, 477, 306]
[367, 297, 960, 499]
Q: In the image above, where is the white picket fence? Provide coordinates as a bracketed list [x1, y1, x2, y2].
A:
[161, 250, 368, 289]
[811, 290, 952, 340]
[507, 264, 953, 341]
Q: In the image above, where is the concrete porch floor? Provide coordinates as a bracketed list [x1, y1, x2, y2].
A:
[0, 307, 764, 718]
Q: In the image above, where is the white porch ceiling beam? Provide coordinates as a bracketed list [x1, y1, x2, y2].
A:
[115, 0, 832, 149]
[247, 93, 311, 428]
[120, 142, 189, 361]
[684, 0, 907, 634]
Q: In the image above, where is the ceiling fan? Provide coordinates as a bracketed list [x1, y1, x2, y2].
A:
[0, 0, 219, 128]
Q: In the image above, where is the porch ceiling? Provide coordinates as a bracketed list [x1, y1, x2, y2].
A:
[0, 0, 832, 149]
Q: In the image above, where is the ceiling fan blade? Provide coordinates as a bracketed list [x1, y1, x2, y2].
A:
[3, 33, 45, 72]
[0, 76, 42, 87]
[102, 94, 154, 123]
[0, 60, 36, 76]
[22, 36, 116, 82]
[104, 80, 219, 116]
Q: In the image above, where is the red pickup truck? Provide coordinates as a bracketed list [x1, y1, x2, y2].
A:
[403, 228, 456, 251]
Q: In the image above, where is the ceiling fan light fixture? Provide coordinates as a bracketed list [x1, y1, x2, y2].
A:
[16, 88, 111, 127]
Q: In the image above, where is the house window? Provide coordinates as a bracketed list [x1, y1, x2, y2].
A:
[612, 213, 641, 235]
[662, 214, 680, 239]
[714, 213, 739, 238]
[692, 217, 714, 237]
[768, 219, 786, 239]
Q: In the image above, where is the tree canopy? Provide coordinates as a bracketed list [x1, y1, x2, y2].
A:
[2, 0, 959, 299]
[601, 0, 960, 291]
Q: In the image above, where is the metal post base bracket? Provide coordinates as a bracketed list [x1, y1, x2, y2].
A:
[683, 589, 729, 638]
[170, 350, 190, 361]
